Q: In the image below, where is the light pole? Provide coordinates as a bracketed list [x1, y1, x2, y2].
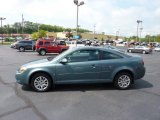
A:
[93, 24, 96, 39]
[74, 0, 84, 46]
[0, 17, 6, 44]
[116, 29, 120, 40]
[21, 14, 24, 38]
[139, 21, 143, 42]
[136, 20, 142, 43]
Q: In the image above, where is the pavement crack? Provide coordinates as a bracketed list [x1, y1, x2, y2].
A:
[0, 76, 48, 120]
[14, 83, 48, 120]
[0, 106, 30, 118]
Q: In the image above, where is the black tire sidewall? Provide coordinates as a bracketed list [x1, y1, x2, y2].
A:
[40, 50, 46, 55]
[114, 72, 132, 90]
[31, 73, 52, 92]
[19, 47, 25, 52]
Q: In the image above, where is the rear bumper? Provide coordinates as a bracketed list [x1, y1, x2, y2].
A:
[135, 66, 146, 80]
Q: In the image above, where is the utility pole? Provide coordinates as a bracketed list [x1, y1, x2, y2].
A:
[0, 17, 6, 44]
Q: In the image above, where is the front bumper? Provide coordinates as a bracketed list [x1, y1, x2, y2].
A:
[15, 71, 29, 85]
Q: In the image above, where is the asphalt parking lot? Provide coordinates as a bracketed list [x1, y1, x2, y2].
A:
[0, 45, 160, 120]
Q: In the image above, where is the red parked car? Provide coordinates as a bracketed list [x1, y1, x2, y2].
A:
[35, 39, 69, 55]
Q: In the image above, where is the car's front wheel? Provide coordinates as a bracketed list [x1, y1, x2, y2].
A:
[114, 72, 132, 90]
[39, 49, 46, 55]
[31, 73, 52, 92]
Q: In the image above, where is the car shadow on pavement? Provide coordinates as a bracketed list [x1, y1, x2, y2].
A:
[130, 79, 153, 90]
[16, 50, 35, 52]
[21, 79, 153, 92]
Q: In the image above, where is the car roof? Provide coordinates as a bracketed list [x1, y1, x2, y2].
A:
[70, 46, 117, 52]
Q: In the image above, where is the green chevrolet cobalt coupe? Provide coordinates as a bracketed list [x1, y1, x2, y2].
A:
[16, 47, 145, 92]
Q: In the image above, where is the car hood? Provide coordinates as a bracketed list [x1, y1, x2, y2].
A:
[22, 59, 51, 68]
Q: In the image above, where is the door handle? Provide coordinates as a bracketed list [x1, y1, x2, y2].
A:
[91, 64, 96, 68]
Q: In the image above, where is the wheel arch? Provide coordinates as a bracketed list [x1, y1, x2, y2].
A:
[113, 69, 134, 84]
[29, 71, 54, 85]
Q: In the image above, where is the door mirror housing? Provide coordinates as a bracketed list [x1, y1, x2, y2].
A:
[60, 58, 68, 64]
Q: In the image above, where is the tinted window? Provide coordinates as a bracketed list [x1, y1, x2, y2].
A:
[66, 50, 100, 62]
[39, 41, 43, 46]
[45, 41, 51, 46]
[26, 41, 32, 44]
[18, 41, 25, 43]
[57, 41, 66, 45]
[102, 51, 123, 60]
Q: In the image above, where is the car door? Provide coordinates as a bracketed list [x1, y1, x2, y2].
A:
[50, 42, 61, 53]
[55, 49, 101, 83]
[44, 41, 53, 52]
[100, 51, 124, 81]
[26, 41, 33, 50]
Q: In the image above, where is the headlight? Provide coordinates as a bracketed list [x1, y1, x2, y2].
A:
[18, 67, 27, 73]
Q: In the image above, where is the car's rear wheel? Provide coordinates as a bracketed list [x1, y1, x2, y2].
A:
[114, 72, 132, 90]
[142, 50, 146, 54]
[39, 49, 46, 55]
[19, 47, 25, 52]
[31, 73, 52, 92]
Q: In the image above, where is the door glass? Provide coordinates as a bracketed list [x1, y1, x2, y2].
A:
[102, 51, 123, 60]
[66, 50, 100, 62]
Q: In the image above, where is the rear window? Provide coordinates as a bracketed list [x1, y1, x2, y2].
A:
[57, 41, 66, 45]
[45, 41, 51, 46]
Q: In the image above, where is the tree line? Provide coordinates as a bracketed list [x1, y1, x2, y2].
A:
[1, 21, 91, 34]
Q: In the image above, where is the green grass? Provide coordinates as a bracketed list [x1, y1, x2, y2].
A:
[0, 42, 13, 45]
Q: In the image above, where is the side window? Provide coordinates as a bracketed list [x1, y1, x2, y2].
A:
[102, 51, 123, 60]
[58, 41, 66, 45]
[66, 50, 100, 62]
[39, 41, 43, 46]
[27, 41, 32, 44]
[45, 41, 51, 46]
[19, 41, 25, 43]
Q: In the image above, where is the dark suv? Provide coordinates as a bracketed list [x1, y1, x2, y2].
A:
[35, 39, 69, 55]
[15, 40, 36, 52]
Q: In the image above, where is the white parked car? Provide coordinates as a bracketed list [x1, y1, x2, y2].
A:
[66, 41, 85, 49]
[154, 46, 160, 52]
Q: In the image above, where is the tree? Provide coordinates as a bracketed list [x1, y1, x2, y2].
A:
[38, 30, 47, 38]
[31, 32, 38, 39]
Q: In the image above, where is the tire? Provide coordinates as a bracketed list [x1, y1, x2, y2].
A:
[31, 73, 52, 92]
[128, 49, 132, 53]
[113, 72, 132, 90]
[39, 49, 46, 55]
[142, 50, 146, 54]
[19, 46, 25, 52]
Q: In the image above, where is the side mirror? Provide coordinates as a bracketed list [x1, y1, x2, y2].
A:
[60, 58, 68, 64]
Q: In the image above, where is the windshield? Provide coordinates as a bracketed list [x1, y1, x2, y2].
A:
[47, 49, 73, 62]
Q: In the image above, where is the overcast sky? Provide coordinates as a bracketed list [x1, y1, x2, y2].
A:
[0, 0, 160, 37]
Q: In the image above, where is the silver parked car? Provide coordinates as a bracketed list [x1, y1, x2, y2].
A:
[127, 46, 152, 54]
